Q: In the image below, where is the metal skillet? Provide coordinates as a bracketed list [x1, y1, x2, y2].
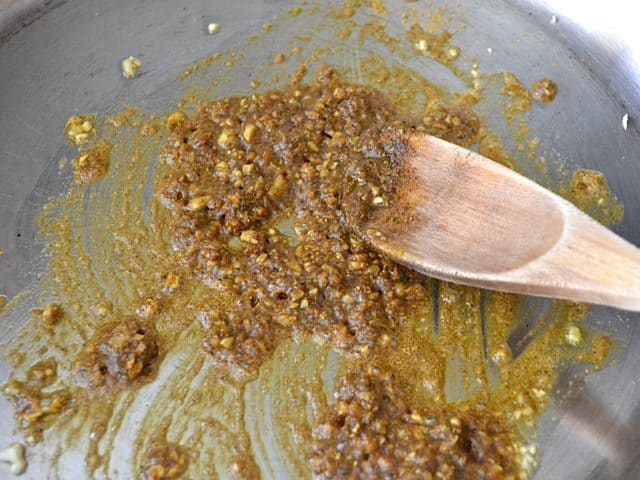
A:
[1, 0, 640, 478]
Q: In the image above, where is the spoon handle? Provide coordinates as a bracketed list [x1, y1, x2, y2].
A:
[506, 205, 640, 310]
[364, 134, 640, 311]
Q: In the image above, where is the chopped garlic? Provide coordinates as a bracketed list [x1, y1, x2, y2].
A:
[0, 443, 26, 475]
[166, 111, 187, 128]
[415, 39, 427, 51]
[240, 230, 259, 244]
[164, 273, 180, 290]
[550, 15, 558, 24]
[207, 23, 219, 35]
[622, 113, 629, 130]
[243, 123, 257, 143]
[531, 388, 546, 399]
[121, 56, 143, 79]
[187, 196, 210, 211]
[565, 325, 582, 346]
[65, 115, 96, 145]
[42, 303, 62, 327]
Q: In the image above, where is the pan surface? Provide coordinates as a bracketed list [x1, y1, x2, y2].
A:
[1, 1, 640, 478]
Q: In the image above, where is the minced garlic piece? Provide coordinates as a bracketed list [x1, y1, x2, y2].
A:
[240, 230, 259, 244]
[207, 23, 219, 35]
[415, 39, 427, 51]
[121, 56, 143, 79]
[243, 123, 257, 143]
[64, 115, 96, 146]
[187, 196, 211, 211]
[164, 273, 180, 290]
[0, 443, 26, 475]
[166, 111, 187, 129]
[217, 128, 237, 148]
[565, 325, 582, 346]
[42, 303, 62, 327]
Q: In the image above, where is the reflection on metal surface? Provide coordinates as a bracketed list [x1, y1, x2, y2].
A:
[562, 385, 632, 476]
[518, 0, 640, 125]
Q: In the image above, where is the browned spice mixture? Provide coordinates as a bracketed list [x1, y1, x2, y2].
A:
[531, 79, 558, 103]
[71, 140, 112, 184]
[562, 168, 624, 224]
[159, 68, 481, 378]
[41, 303, 63, 328]
[311, 365, 519, 480]
[156, 67, 519, 476]
[502, 73, 532, 125]
[140, 439, 190, 480]
[3, 358, 70, 444]
[73, 317, 159, 390]
[159, 67, 430, 378]
[420, 104, 480, 148]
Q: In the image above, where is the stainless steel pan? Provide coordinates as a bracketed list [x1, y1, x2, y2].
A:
[1, 1, 639, 478]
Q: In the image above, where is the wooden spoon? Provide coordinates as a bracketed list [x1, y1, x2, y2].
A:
[357, 133, 640, 311]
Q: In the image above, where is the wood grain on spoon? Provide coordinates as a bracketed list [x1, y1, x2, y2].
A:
[359, 133, 640, 311]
